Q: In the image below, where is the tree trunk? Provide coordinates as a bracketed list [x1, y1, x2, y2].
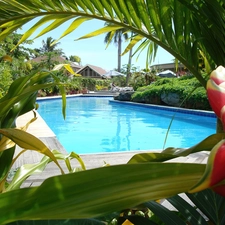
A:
[117, 34, 122, 72]
[126, 47, 133, 86]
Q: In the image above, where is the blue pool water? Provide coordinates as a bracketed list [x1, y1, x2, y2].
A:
[37, 97, 217, 154]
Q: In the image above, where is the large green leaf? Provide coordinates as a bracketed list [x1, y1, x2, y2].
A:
[0, 128, 64, 174]
[0, 146, 15, 191]
[0, 162, 205, 223]
[128, 152, 178, 164]
[8, 218, 105, 225]
[7, 150, 86, 191]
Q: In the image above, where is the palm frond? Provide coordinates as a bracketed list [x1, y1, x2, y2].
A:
[0, 0, 224, 87]
[145, 189, 225, 224]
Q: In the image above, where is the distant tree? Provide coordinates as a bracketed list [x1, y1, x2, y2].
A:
[33, 48, 42, 58]
[0, 31, 34, 81]
[104, 23, 129, 72]
[32, 37, 65, 70]
[69, 55, 81, 64]
[40, 37, 64, 55]
[126, 31, 134, 86]
[0, 31, 35, 60]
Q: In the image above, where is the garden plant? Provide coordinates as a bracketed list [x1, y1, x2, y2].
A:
[0, 0, 224, 224]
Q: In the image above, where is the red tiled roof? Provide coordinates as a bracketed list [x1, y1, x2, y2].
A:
[31, 55, 67, 63]
[31, 56, 83, 70]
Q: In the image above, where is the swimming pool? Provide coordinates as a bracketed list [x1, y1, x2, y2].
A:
[37, 96, 217, 154]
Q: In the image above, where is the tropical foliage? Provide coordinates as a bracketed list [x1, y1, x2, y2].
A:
[0, 32, 35, 97]
[0, 0, 224, 224]
[104, 22, 129, 72]
[0, 31, 34, 60]
[0, 0, 224, 86]
[131, 75, 211, 110]
[40, 37, 63, 55]
[69, 55, 81, 64]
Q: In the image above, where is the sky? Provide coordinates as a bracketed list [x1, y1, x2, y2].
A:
[20, 19, 174, 71]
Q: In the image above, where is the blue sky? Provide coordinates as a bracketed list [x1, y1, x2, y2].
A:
[20, 19, 174, 71]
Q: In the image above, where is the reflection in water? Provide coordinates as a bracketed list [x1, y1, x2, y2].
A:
[37, 97, 217, 154]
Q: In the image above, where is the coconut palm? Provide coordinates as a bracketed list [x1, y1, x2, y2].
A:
[35, 36, 65, 70]
[104, 22, 129, 72]
[0, 0, 224, 223]
[69, 55, 81, 64]
[40, 37, 63, 55]
[104, 26, 139, 85]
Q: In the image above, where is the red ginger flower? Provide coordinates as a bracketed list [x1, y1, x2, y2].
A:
[189, 139, 225, 196]
[189, 67, 225, 196]
[207, 66, 225, 130]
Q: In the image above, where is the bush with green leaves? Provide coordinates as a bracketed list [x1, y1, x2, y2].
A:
[111, 76, 126, 87]
[0, 63, 13, 98]
[131, 76, 211, 110]
[129, 71, 159, 91]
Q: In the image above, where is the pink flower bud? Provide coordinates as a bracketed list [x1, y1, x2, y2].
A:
[207, 66, 225, 129]
[189, 140, 225, 196]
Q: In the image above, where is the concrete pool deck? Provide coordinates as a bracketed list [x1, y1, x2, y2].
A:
[14, 96, 209, 187]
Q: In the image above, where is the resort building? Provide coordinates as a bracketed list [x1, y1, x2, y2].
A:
[151, 62, 188, 76]
[76, 64, 107, 79]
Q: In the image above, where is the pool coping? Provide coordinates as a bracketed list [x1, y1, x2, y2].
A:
[110, 100, 216, 118]
[37, 94, 216, 118]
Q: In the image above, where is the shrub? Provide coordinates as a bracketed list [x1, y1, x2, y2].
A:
[131, 76, 211, 110]
[0, 63, 13, 98]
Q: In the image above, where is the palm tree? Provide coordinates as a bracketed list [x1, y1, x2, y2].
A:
[40, 37, 64, 55]
[126, 31, 134, 86]
[104, 23, 129, 72]
[36, 37, 65, 70]
[69, 55, 81, 64]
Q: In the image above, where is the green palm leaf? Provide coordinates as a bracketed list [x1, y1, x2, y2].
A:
[55, 17, 93, 43]
[186, 189, 225, 224]
[0, 0, 223, 87]
[0, 162, 205, 223]
[144, 187, 225, 225]
[35, 16, 75, 39]
[145, 201, 187, 225]
[76, 24, 124, 41]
